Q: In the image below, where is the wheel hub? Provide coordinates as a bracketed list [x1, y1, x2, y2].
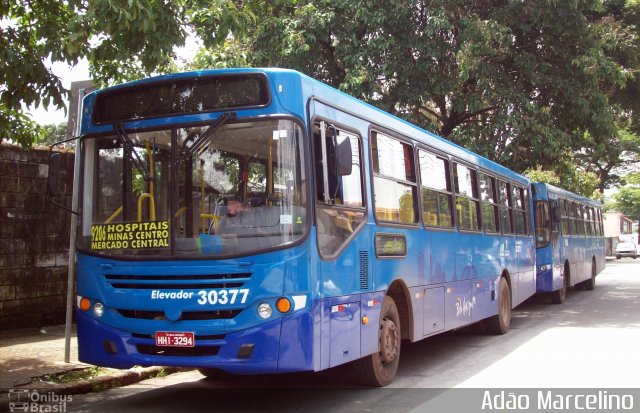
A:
[379, 317, 399, 364]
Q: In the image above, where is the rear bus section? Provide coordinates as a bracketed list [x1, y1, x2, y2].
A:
[532, 183, 605, 304]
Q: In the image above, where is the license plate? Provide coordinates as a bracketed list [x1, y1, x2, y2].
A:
[155, 331, 195, 347]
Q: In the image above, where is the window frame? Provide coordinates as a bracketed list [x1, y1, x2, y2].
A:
[312, 117, 368, 260]
[452, 160, 482, 232]
[416, 146, 455, 230]
[478, 171, 500, 234]
[497, 179, 514, 236]
[511, 183, 529, 236]
[370, 129, 419, 227]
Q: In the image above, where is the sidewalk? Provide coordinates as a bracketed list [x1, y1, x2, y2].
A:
[0, 324, 183, 406]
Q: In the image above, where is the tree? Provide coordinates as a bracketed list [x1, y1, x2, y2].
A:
[577, 0, 640, 191]
[525, 165, 602, 200]
[611, 172, 640, 243]
[0, 0, 234, 147]
[39, 122, 68, 146]
[191, 1, 638, 177]
[574, 128, 640, 192]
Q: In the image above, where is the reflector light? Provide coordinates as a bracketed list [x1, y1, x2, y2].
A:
[79, 297, 91, 312]
[276, 298, 291, 313]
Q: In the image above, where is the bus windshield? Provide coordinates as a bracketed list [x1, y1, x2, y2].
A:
[78, 119, 307, 258]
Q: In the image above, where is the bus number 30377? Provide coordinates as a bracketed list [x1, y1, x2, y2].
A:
[197, 289, 250, 305]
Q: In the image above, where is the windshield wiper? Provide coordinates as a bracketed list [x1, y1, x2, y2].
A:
[114, 124, 150, 182]
[180, 111, 237, 161]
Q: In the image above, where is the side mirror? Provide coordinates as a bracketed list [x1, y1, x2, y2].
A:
[47, 148, 77, 215]
[48, 152, 63, 196]
[335, 135, 352, 176]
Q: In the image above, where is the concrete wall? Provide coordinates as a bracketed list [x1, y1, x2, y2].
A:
[0, 143, 75, 328]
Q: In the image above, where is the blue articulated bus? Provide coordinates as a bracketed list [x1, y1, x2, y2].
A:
[531, 183, 605, 304]
[67, 68, 536, 386]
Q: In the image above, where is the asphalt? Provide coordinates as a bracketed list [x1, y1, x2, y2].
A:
[0, 324, 184, 410]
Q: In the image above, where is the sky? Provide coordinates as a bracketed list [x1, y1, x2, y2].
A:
[27, 58, 91, 125]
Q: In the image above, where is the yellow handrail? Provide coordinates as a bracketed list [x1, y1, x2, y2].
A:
[105, 206, 123, 224]
[138, 193, 156, 222]
[201, 213, 222, 234]
[200, 160, 206, 232]
[174, 206, 187, 218]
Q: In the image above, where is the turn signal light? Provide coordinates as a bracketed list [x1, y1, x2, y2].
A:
[276, 297, 291, 313]
[79, 297, 91, 312]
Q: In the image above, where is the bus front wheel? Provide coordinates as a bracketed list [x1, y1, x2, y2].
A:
[486, 277, 511, 335]
[353, 295, 401, 387]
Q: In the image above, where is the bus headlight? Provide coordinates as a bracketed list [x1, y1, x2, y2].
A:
[257, 303, 272, 319]
[538, 264, 551, 272]
[93, 302, 105, 317]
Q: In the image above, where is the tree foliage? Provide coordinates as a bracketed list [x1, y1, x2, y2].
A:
[611, 171, 640, 242]
[525, 165, 602, 200]
[192, 0, 640, 188]
[612, 172, 640, 219]
[40, 122, 68, 146]
[2, 0, 639, 200]
[1, 0, 223, 147]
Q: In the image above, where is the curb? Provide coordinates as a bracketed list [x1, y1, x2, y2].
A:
[0, 366, 190, 411]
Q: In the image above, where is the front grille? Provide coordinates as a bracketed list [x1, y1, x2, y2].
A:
[117, 309, 241, 320]
[136, 344, 219, 357]
[104, 273, 251, 290]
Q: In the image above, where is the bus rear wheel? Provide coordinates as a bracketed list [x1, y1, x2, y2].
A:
[353, 295, 401, 387]
[582, 260, 596, 291]
[485, 277, 511, 335]
[550, 283, 566, 304]
[550, 265, 569, 304]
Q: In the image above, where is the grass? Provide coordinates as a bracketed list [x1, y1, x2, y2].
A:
[33, 366, 110, 384]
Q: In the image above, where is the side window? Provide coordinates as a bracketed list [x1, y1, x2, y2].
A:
[561, 199, 570, 236]
[479, 173, 499, 233]
[453, 163, 480, 231]
[498, 180, 513, 234]
[575, 203, 584, 235]
[418, 150, 453, 228]
[371, 132, 418, 225]
[512, 185, 527, 235]
[313, 121, 365, 257]
[569, 202, 577, 235]
[597, 208, 603, 236]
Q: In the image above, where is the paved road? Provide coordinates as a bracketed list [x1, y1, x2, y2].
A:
[69, 258, 640, 412]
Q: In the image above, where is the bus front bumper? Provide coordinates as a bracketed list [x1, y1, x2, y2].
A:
[77, 309, 314, 374]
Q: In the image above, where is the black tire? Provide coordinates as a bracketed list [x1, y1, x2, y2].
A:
[353, 295, 401, 387]
[485, 277, 511, 335]
[550, 273, 568, 304]
[583, 260, 596, 291]
[616, 256, 621, 259]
